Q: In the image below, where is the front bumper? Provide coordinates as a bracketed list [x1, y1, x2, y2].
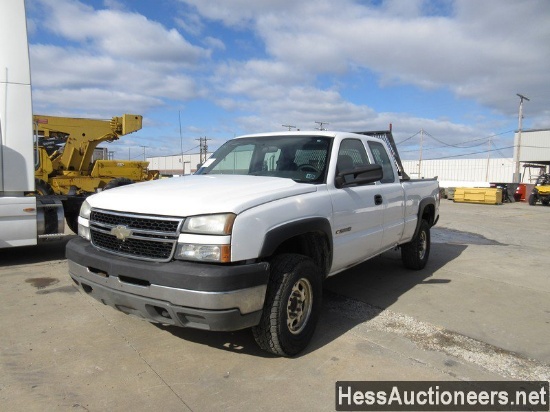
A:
[66, 238, 269, 331]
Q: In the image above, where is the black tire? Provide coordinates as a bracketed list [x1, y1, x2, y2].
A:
[103, 177, 133, 190]
[34, 178, 54, 196]
[62, 198, 85, 235]
[401, 220, 431, 270]
[541, 199, 549, 206]
[252, 254, 322, 357]
[528, 194, 537, 206]
[65, 211, 79, 234]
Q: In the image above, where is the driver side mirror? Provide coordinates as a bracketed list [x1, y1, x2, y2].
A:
[335, 164, 383, 189]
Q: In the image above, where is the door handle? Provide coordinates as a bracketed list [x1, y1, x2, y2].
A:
[374, 194, 383, 205]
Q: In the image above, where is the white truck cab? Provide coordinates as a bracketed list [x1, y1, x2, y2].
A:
[67, 130, 439, 356]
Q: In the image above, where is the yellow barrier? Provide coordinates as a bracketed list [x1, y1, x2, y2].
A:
[453, 188, 503, 205]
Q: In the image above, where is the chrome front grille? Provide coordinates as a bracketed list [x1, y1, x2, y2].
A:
[89, 209, 183, 262]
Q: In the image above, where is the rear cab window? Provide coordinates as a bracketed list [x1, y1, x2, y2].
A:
[367, 141, 395, 183]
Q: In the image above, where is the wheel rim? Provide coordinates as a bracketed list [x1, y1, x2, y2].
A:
[286, 277, 313, 335]
[418, 231, 427, 260]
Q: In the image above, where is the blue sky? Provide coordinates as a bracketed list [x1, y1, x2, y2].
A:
[25, 0, 550, 161]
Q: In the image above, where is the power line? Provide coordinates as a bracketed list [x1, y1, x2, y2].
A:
[396, 130, 421, 145]
[424, 145, 515, 160]
[397, 129, 514, 149]
[424, 130, 487, 148]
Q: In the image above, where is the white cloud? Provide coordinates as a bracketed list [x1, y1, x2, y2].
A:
[37, 0, 208, 64]
[181, 0, 550, 122]
[32, 88, 165, 115]
[28, 0, 210, 116]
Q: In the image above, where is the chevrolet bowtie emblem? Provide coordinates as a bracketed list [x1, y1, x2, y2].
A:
[111, 225, 132, 241]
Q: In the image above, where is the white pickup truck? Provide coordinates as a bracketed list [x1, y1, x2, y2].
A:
[67, 130, 439, 356]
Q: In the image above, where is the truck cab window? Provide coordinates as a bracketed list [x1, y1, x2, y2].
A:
[367, 141, 395, 183]
[336, 139, 370, 175]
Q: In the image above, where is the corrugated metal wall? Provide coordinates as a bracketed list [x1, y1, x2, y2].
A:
[402, 158, 515, 182]
[515, 129, 550, 163]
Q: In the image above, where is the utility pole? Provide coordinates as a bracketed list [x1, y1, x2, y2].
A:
[139, 145, 148, 161]
[282, 124, 296, 131]
[418, 129, 424, 179]
[315, 121, 329, 131]
[196, 137, 211, 164]
[514, 93, 530, 183]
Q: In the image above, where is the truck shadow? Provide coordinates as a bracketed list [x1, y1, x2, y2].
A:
[306, 240, 464, 355]
[0, 236, 76, 267]
[158, 228, 473, 358]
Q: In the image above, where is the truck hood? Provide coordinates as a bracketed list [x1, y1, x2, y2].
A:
[87, 175, 318, 217]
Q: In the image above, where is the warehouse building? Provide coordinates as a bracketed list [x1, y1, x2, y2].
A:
[401, 158, 515, 187]
[403, 129, 549, 186]
[146, 153, 209, 176]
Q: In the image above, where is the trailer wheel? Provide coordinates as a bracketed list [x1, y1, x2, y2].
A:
[528, 194, 537, 206]
[252, 254, 322, 357]
[103, 177, 133, 190]
[401, 220, 430, 270]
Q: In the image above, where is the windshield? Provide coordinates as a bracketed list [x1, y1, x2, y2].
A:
[196, 135, 332, 184]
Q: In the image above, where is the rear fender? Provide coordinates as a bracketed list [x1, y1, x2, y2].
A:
[412, 197, 437, 239]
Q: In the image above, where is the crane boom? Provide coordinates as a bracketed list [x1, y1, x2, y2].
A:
[34, 114, 142, 172]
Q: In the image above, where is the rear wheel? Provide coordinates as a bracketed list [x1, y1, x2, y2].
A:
[401, 220, 430, 270]
[34, 178, 54, 196]
[252, 254, 322, 357]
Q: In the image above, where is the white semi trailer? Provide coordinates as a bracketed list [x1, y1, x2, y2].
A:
[0, 0, 66, 248]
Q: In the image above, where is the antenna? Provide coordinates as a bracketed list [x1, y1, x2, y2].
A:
[282, 124, 296, 131]
[315, 121, 329, 131]
[179, 110, 184, 174]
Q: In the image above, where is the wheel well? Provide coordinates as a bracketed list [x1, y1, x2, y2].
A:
[421, 203, 435, 225]
[270, 232, 331, 277]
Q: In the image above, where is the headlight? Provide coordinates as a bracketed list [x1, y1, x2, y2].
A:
[176, 213, 235, 262]
[182, 213, 236, 235]
[79, 200, 92, 219]
[175, 243, 231, 262]
[78, 200, 92, 240]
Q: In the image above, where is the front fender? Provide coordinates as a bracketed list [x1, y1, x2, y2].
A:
[259, 218, 333, 259]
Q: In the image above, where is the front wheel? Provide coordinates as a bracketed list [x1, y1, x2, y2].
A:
[252, 254, 322, 357]
[528, 194, 537, 206]
[401, 220, 431, 270]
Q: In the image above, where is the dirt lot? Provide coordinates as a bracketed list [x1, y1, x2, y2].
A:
[1, 200, 549, 411]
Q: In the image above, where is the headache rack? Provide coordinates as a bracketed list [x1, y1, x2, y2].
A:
[354, 129, 410, 181]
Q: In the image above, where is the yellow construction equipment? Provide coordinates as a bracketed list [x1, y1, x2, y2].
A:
[34, 114, 158, 196]
[32, 114, 158, 233]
